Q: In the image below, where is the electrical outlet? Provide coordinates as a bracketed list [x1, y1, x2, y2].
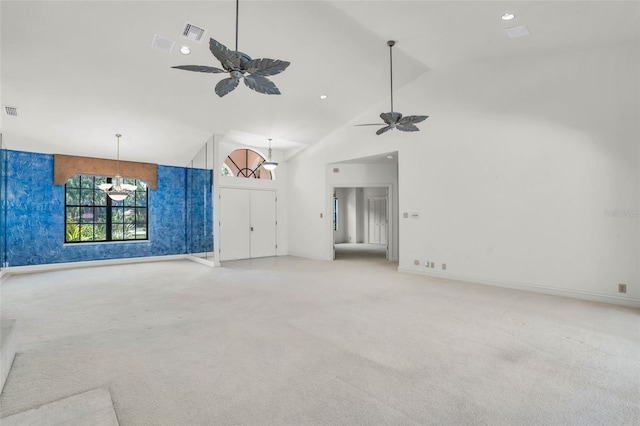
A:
[430, 262, 434, 268]
[618, 283, 627, 294]
[442, 263, 447, 270]
[414, 259, 420, 266]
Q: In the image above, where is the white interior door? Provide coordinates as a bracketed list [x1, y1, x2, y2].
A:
[368, 197, 388, 245]
[250, 190, 277, 258]
[219, 188, 251, 261]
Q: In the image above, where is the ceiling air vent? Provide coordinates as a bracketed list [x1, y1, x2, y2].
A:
[181, 22, 206, 43]
[151, 34, 175, 52]
[505, 25, 531, 38]
[4, 106, 19, 117]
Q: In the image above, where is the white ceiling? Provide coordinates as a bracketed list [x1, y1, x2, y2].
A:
[2, 1, 638, 166]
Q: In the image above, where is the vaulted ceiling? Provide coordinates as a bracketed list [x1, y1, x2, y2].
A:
[2, 1, 638, 166]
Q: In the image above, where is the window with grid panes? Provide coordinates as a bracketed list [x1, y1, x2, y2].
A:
[64, 175, 148, 243]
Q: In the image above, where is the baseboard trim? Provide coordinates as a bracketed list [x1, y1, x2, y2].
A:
[185, 255, 216, 268]
[397, 267, 640, 308]
[2, 255, 190, 278]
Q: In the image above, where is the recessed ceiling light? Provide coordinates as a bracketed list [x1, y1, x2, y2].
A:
[386, 155, 393, 159]
[180, 46, 191, 55]
[320, 94, 328, 100]
[501, 13, 515, 21]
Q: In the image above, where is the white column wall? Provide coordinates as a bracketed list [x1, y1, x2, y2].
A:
[356, 188, 365, 243]
[346, 188, 357, 243]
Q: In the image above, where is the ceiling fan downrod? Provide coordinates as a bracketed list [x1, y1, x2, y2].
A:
[388, 40, 395, 114]
[235, 0, 239, 52]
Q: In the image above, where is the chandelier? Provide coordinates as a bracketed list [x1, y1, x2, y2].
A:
[99, 134, 137, 201]
[262, 138, 278, 171]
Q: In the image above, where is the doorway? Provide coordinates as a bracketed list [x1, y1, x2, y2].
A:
[333, 186, 389, 261]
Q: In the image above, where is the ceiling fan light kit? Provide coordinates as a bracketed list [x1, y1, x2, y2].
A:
[356, 40, 428, 135]
[172, 0, 290, 97]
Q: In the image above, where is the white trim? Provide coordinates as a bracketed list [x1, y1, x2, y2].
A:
[186, 255, 217, 267]
[2, 255, 190, 277]
[288, 252, 332, 262]
[398, 267, 640, 308]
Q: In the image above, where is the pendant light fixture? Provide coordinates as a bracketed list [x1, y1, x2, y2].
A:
[262, 138, 278, 171]
[99, 134, 137, 201]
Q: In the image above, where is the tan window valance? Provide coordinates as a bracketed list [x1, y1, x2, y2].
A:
[54, 154, 157, 189]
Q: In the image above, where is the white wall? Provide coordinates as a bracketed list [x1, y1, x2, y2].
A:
[356, 188, 364, 243]
[287, 39, 639, 306]
[345, 188, 356, 243]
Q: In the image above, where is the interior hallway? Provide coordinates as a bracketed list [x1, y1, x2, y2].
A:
[334, 243, 387, 261]
[0, 256, 638, 425]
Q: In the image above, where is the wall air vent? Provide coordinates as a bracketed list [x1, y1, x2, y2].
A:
[4, 106, 19, 117]
[181, 22, 206, 43]
[151, 34, 175, 52]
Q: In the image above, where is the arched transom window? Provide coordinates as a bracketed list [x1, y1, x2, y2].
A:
[222, 149, 273, 180]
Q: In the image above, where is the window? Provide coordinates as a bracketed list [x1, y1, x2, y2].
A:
[222, 149, 273, 180]
[65, 175, 148, 243]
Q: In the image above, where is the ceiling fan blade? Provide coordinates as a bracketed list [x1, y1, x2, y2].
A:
[355, 123, 386, 126]
[380, 112, 402, 124]
[171, 65, 226, 73]
[395, 123, 420, 132]
[243, 58, 291, 76]
[398, 115, 428, 124]
[209, 37, 240, 70]
[376, 125, 393, 135]
[243, 74, 281, 95]
[215, 77, 240, 97]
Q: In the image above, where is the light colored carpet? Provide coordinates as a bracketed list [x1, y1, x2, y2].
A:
[0, 256, 638, 425]
[0, 387, 118, 426]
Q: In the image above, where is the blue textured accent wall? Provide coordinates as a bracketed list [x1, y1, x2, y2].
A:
[1, 148, 7, 269]
[5, 150, 201, 267]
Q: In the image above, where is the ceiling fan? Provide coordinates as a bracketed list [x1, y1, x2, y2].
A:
[172, 0, 290, 97]
[357, 40, 428, 135]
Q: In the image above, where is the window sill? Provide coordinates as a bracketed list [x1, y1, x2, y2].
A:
[63, 240, 151, 246]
